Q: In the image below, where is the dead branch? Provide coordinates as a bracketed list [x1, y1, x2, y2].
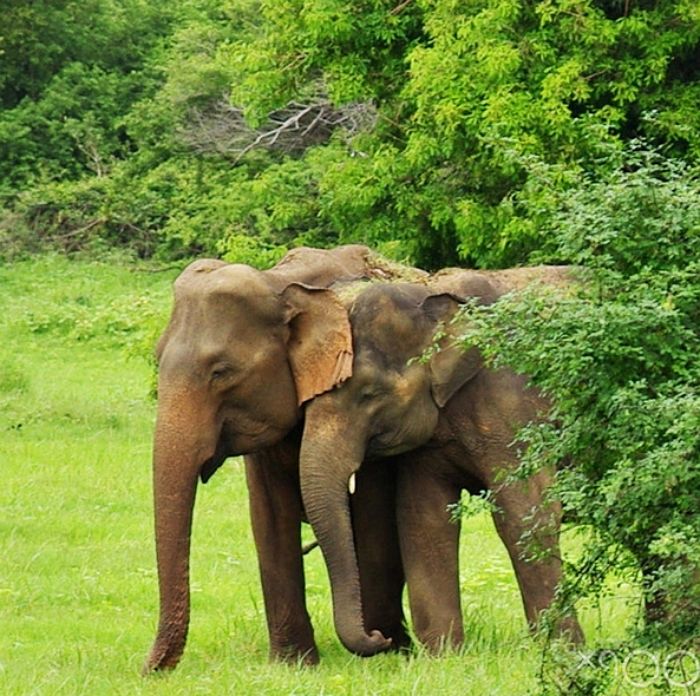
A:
[55, 217, 105, 240]
[179, 89, 377, 161]
[390, 0, 413, 15]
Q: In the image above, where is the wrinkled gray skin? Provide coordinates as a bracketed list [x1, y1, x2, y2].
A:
[299, 268, 585, 654]
[143, 245, 411, 673]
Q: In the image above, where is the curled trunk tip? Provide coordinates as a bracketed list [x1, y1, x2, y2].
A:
[338, 627, 392, 657]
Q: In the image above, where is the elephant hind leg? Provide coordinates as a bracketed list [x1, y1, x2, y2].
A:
[396, 460, 463, 653]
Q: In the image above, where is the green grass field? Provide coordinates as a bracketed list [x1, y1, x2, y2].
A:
[0, 255, 649, 694]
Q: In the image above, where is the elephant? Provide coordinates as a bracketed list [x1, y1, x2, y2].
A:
[143, 245, 424, 672]
[297, 267, 585, 654]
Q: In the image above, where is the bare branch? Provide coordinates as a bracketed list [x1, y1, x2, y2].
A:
[178, 88, 377, 161]
[390, 0, 413, 15]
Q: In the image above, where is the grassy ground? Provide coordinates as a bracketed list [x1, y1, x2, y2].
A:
[0, 255, 651, 695]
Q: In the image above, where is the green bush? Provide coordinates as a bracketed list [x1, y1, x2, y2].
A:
[5, 1, 699, 267]
[454, 148, 700, 664]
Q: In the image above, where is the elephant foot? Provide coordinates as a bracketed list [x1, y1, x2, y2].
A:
[270, 642, 320, 666]
[415, 620, 465, 656]
[386, 625, 412, 652]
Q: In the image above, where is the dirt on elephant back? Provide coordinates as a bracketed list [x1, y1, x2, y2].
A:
[331, 251, 429, 305]
[363, 251, 429, 283]
[481, 265, 575, 293]
[429, 265, 577, 299]
[268, 244, 428, 291]
[331, 259, 580, 307]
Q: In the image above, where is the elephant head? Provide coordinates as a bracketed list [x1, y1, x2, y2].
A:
[298, 278, 495, 655]
[143, 245, 395, 672]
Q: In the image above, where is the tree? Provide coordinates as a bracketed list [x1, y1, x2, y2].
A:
[0, 0, 173, 108]
[2, 0, 699, 267]
[227, 0, 700, 267]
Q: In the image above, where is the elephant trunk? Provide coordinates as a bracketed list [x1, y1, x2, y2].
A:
[299, 418, 391, 657]
[143, 394, 213, 673]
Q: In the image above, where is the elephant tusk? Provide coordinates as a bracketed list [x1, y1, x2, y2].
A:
[348, 472, 356, 495]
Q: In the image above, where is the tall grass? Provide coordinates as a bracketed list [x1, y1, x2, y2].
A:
[0, 255, 640, 694]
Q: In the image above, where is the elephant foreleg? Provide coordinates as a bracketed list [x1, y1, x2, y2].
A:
[396, 457, 463, 653]
[350, 460, 410, 650]
[489, 469, 584, 644]
[245, 450, 319, 665]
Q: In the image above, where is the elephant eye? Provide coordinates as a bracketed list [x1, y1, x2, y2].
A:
[211, 364, 234, 381]
[359, 385, 379, 401]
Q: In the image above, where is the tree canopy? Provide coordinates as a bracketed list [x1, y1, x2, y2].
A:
[2, 0, 698, 265]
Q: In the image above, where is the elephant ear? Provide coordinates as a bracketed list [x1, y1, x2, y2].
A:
[421, 293, 484, 408]
[282, 284, 353, 405]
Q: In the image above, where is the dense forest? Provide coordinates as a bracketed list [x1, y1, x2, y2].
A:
[2, 0, 698, 267]
[2, 0, 698, 688]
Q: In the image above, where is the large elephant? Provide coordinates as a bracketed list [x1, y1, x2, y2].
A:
[143, 245, 420, 672]
[298, 268, 585, 653]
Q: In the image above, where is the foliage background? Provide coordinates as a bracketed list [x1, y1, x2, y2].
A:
[2, 0, 699, 267]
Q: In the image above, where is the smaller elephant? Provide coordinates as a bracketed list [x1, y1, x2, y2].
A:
[298, 268, 584, 653]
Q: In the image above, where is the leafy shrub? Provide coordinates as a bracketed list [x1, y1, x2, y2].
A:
[22, 290, 168, 350]
[454, 148, 700, 657]
[5, 1, 699, 267]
